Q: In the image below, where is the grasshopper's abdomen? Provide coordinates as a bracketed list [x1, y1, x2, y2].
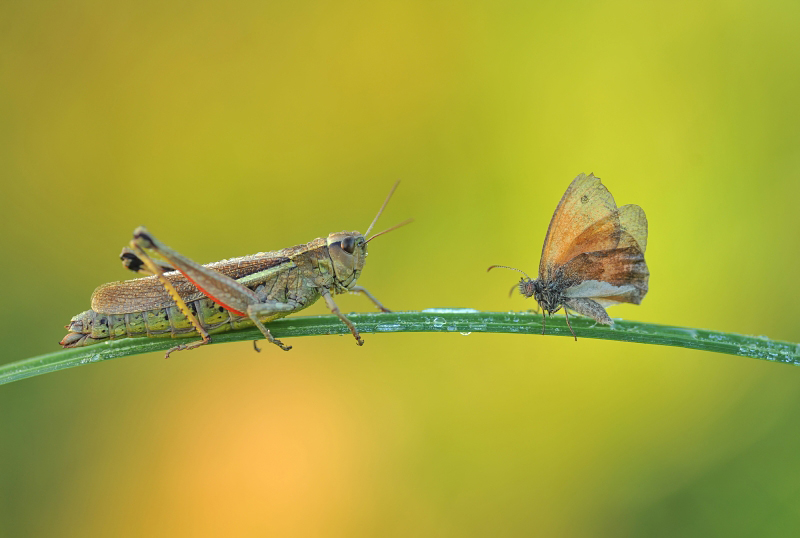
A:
[59, 297, 267, 348]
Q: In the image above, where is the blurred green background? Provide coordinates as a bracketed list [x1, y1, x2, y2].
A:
[2, 0, 800, 536]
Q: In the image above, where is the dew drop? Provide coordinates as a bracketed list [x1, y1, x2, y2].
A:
[422, 308, 479, 314]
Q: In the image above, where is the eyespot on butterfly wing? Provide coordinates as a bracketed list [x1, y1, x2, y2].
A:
[538, 173, 620, 281]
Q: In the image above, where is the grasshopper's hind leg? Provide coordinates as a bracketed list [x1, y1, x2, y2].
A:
[120, 247, 175, 275]
[132, 227, 299, 353]
[127, 242, 212, 358]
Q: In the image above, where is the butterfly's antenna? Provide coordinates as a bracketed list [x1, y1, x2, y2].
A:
[486, 265, 532, 280]
[365, 180, 400, 237]
[366, 218, 413, 243]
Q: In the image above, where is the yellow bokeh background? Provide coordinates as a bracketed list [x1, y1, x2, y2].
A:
[2, 0, 800, 536]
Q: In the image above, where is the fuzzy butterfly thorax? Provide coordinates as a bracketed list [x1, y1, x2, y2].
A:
[518, 277, 574, 314]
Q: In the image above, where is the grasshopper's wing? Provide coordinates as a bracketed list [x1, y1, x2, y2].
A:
[91, 254, 292, 314]
[538, 174, 621, 281]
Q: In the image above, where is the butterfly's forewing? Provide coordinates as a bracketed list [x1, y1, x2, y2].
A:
[538, 174, 619, 280]
[554, 212, 622, 268]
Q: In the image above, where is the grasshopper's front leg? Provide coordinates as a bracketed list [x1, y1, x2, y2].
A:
[320, 286, 393, 345]
[350, 286, 392, 313]
[350, 286, 391, 312]
[131, 227, 296, 356]
[321, 290, 364, 346]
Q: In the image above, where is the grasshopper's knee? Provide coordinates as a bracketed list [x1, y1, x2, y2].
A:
[132, 226, 155, 249]
[120, 247, 146, 273]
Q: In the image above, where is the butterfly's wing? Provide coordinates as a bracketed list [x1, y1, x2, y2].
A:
[617, 204, 647, 253]
[566, 203, 648, 306]
[539, 174, 649, 307]
[538, 174, 620, 281]
[560, 229, 649, 307]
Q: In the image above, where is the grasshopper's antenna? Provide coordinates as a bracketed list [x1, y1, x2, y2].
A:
[487, 265, 532, 280]
[365, 180, 400, 237]
[366, 218, 413, 243]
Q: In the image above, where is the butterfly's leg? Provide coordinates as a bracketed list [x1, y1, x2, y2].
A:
[350, 285, 391, 312]
[508, 283, 518, 298]
[563, 308, 577, 341]
[541, 311, 547, 335]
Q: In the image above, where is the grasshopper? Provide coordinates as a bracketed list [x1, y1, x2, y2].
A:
[60, 182, 410, 357]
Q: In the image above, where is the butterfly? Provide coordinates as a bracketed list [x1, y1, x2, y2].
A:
[489, 173, 649, 339]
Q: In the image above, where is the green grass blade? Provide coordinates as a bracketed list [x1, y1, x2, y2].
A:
[2, 309, 798, 385]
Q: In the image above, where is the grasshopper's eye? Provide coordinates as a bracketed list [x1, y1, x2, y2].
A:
[340, 236, 355, 254]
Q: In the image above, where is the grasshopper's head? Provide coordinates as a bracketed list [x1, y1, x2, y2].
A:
[326, 181, 412, 291]
[327, 231, 368, 288]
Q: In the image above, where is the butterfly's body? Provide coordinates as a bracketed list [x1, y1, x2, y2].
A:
[519, 278, 562, 314]
[490, 173, 649, 338]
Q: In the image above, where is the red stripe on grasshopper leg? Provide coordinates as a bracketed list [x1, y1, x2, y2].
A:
[128, 242, 211, 347]
[133, 228, 256, 317]
[178, 273, 247, 317]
